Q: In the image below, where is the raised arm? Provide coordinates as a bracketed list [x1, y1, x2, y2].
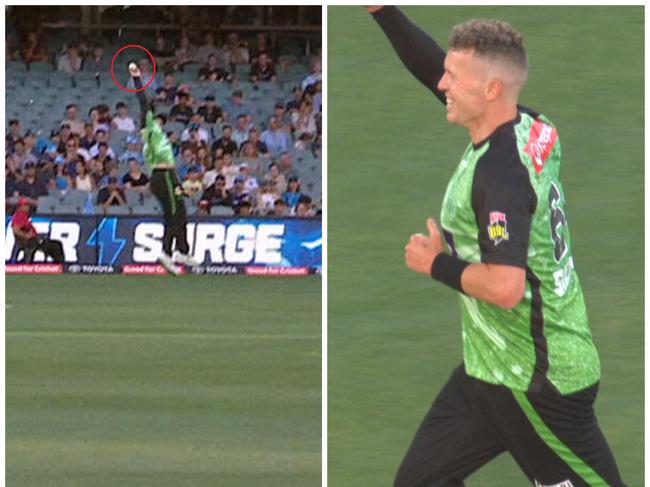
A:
[370, 6, 447, 104]
[129, 64, 153, 128]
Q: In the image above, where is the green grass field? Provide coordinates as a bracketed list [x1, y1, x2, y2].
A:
[6, 275, 321, 486]
[329, 6, 643, 486]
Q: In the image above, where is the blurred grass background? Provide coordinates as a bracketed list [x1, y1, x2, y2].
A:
[6, 276, 321, 486]
[328, 6, 643, 485]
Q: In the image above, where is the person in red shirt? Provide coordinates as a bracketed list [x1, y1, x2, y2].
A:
[11, 198, 64, 263]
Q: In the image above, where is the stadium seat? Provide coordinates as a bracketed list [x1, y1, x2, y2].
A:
[28, 61, 53, 74]
[36, 195, 61, 214]
[49, 71, 75, 88]
[162, 121, 186, 137]
[211, 205, 235, 217]
[61, 190, 91, 209]
[138, 196, 163, 215]
[105, 205, 131, 215]
[7, 61, 28, 73]
[235, 64, 252, 78]
[124, 189, 145, 207]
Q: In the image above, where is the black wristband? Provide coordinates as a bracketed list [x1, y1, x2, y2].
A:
[430, 253, 471, 294]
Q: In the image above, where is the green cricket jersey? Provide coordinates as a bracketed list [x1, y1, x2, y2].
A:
[440, 109, 600, 395]
[142, 111, 176, 170]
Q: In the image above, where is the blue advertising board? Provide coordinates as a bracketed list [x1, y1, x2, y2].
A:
[5, 215, 322, 274]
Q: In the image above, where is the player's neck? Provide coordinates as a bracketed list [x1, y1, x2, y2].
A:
[467, 103, 519, 145]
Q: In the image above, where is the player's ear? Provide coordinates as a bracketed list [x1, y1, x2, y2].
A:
[485, 78, 502, 102]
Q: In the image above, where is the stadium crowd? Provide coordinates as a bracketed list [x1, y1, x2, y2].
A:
[6, 27, 322, 218]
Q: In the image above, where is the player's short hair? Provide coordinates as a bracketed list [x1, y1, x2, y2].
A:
[449, 19, 528, 79]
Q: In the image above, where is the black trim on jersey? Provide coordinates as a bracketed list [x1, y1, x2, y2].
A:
[471, 118, 537, 269]
[372, 6, 447, 104]
[526, 268, 549, 393]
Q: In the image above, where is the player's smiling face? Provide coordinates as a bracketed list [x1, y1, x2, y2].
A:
[438, 49, 489, 129]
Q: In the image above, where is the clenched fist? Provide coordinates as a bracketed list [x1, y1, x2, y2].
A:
[404, 218, 445, 275]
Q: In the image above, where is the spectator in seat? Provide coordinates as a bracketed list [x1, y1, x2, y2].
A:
[199, 174, 231, 214]
[12, 139, 37, 170]
[230, 175, 252, 209]
[95, 143, 114, 167]
[119, 134, 144, 165]
[286, 86, 304, 113]
[79, 123, 96, 150]
[170, 92, 194, 124]
[174, 33, 196, 70]
[261, 116, 291, 154]
[295, 195, 313, 218]
[250, 52, 277, 84]
[22, 31, 50, 63]
[57, 44, 82, 74]
[89, 131, 115, 159]
[57, 124, 73, 152]
[155, 72, 178, 106]
[195, 146, 212, 171]
[151, 35, 175, 67]
[74, 161, 95, 192]
[274, 102, 292, 132]
[15, 162, 48, 201]
[182, 167, 204, 197]
[96, 103, 113, 130]
[198, 53, 229, 82]
[219, 152, 239, 188]
[212, 125, 238, 155]
[264, 162, 287, 194]
[6, 154, 20, 201]
[239, 142, 263, 175]
[301, 57, 322, 91]
[6, 119, 22, 153]
[122, 158, 149, 192]
[250, 32, 272, 63]
[283, 176, 305, 211]
[278, 151, 295, 177]
[238, 163, 259, 196]
[244, 127, 269, 157]
[83, 44, 109, 73]
[181, 116, 210, 145]
[176, 146, 202, 181]
[292, 100, 317, 150]
[234, 199, 253, 217]
[256, 180, 280, 215]
[202, 158, 220, 189]
[196, 32, 222, 65]
[223, 32, 249, 66]
[232, 115, 250, 149]
[272, 198, 289, 217]
[61, 104, 85, 136]
[96, 177, 126, 208]
[197, 95, 223, 124]
[112, 102, 137, 133]
[89, 158, 105, 187]
[223, 90, 251, 122]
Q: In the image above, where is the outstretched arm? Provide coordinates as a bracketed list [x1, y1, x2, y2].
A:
[129, 64, 153, 128]
[370, 6, 447, 104]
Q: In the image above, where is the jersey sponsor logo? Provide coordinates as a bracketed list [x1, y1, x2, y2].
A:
[487, 211, 509, 245]
[525, 120, 558, 173]
[553, 257, 574, 297]
[534, 479, 573, 487]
